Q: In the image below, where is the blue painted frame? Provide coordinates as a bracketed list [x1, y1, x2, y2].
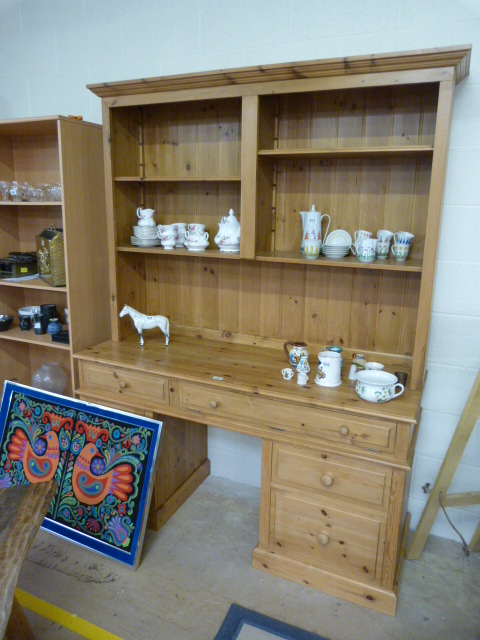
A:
[214, 603, 328, 640]
[0, 381, 163, 569]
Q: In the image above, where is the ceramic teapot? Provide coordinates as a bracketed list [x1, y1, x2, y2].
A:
[136, 207, 156, 227]
[214, 209, 241, 252]
[300, 205, 330, 254]
[284, 341, 308, 367]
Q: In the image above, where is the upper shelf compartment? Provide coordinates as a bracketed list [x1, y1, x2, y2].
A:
[258, 84, 439, 154]
[112, 98, 242, 181]
[0, 117, 61, 187]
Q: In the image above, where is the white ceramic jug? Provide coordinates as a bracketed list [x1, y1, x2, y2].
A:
[300, 206, 330, 254]
[136, 207, 156, 227]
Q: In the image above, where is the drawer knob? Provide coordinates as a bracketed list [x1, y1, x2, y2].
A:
[339, 425, 350, 436]
[209, 400, 219, 409]
[320, 473, 334, 487]
[318, 532, 330, 546]
[119, 381, 128, 389]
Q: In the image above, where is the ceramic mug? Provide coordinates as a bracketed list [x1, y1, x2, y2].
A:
[377, 229, 394, 243]
[351, 237, 377, 262]
[391, 243, 410, 262]
[303, 238, 321, 259]
[355, 370, 404, 403]
[376, 240, 391, 259]
[353, 230, 373, 249]
[281, 367, 294, 380]
[393, 231, 414, 246]
[315, 351, 342, 387]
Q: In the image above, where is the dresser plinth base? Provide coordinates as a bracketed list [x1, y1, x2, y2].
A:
[252, 546, 398, 616]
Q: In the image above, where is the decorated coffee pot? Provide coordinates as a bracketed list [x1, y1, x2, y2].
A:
[214, 209, 241, 252]
[299, 205, 330, 255]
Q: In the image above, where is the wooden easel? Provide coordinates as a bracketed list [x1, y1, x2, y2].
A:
[407, 371, 480, 560]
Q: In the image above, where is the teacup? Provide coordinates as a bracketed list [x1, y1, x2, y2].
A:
[376, 240, 391, 259]
[377, 229, 394, 243]
[355, 370, 404, 403]
[188, 223, 206, 234]
[351, 237, 377, 263]
[161, 237, 176, 250]
[185, 230, 209, 243]
[158, 230, 176, 243]
[391, 243, 410, 262]
[158, 224, 176, 235]
[281, 368, 294, 380]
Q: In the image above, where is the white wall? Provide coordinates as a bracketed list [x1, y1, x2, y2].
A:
[1, 0, 479, 542]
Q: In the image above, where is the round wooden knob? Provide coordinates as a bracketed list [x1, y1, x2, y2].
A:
[119, 381, 128, 389]
[209, 400, 219, 409]
[318, 532, 330, 546]
[339, 425, 349, 436]
[320, 473, 334, 487]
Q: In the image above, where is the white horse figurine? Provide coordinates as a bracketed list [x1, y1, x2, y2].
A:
[119, 305, 169, 347]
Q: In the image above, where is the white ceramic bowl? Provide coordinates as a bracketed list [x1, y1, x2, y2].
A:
[133, 225, 158, 238]
[355, 370, 404, 403]
[18, 305, 39, 317]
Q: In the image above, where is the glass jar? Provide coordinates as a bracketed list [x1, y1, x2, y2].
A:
[31, 362, 67, 394]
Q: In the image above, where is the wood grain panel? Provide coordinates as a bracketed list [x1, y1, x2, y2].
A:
[112, 107, 141, 176]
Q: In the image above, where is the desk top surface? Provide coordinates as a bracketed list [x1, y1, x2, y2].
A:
[75, 335, 422, 424]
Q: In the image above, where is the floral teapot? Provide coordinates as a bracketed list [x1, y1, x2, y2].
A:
[214, 209, 241, 252]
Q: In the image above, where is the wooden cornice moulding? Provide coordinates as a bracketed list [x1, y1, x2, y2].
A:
[88, 45, 471, 98]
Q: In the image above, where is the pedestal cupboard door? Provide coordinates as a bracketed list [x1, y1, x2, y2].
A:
[270, 488, 386, 582]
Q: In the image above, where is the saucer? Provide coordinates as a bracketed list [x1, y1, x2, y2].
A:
[324, 230, 352, 247]
[185, 242, 209, 252]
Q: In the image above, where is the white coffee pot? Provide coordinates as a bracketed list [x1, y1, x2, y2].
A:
[136, 207, 156, 227]
[300, 205, 330, 254]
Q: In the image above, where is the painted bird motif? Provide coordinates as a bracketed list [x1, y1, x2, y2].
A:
[8, 428, 60, 483]
[72, 442, 133, 506]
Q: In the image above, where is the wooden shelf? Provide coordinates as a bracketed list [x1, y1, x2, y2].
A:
[0, 279, 67, 292]
[0, 325, 70, 350]
[255, 251, 423, 271]
[0, 201, 62, 207]
[117, 245, 241, 258]
[115, 176, 241, 183]
[258, 145, 434, 159]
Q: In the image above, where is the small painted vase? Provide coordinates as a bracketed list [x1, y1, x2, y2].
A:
[47, 317, 63, 336]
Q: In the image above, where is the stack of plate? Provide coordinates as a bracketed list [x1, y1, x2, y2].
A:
[131, 225, 160, 247]
[322, 230, 352, 258]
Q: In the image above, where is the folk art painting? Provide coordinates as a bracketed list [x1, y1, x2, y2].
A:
[0, 381, 163, 568]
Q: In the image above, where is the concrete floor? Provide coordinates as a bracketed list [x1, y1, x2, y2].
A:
[17, 475, 480, 640]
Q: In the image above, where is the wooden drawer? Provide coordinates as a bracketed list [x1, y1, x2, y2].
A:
[270, 488, 386, 582]
[272, 443, 391, 509]
[79, 362, 169, 406]
[178, 382, 396, 453]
